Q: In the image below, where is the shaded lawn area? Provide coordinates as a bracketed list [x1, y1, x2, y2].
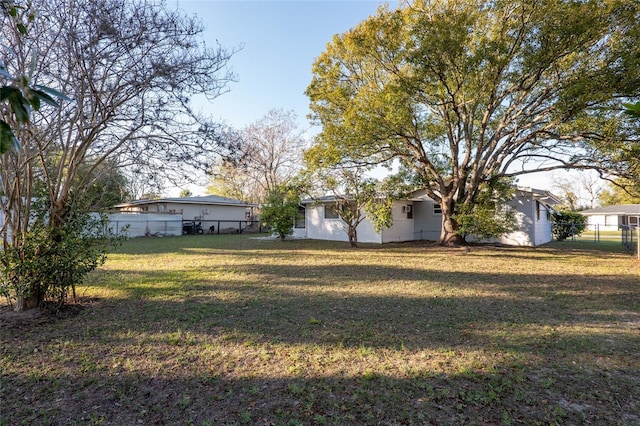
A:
[1, 235, 639, 425]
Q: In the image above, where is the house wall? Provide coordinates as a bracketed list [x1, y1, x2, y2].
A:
[164, 203, 248, 221]
[487, 199, 534, 246]
[585, 214, 620, 231]
[533, 202, 554, 245]
[412, 200, 442, 241]
[305, 203, 382, 244]
[467, 193, 553, 246]
[382, 201, 413, 243]
[125, 202, 249, 222]
[301, 190, 555, 247]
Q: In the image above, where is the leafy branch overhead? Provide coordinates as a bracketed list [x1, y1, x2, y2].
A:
[623, 102, 640, 118]
[0, 1, 69, 153]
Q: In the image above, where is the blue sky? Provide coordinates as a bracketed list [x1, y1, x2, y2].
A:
[169, 0, 558, 196]
[176, 0, 392, 132]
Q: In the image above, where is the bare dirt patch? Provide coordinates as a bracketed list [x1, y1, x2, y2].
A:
[0, 299, 93, 329]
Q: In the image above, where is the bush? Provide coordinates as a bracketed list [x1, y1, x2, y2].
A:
[551, 210, 587, 241]
[0, 207, 125, 311]
[260, 185, 301, 241]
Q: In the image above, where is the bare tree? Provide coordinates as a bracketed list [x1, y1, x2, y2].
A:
[0, 0, 237, 310]
[552, 172, 604, 210]
[208, 109, 307, 203]
[578, 173, 604, 209]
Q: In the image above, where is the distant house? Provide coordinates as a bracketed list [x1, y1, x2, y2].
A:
[293, 187, 560, 246]
[114, 195, 255, 220]
[112, 195, 256, 234]
[579, 204, 640, 231]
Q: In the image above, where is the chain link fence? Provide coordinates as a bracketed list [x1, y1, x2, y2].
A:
[181, 220, 267, 235]
[553, 222, 640, 257]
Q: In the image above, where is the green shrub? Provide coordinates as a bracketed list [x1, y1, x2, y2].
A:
[551, 210, 587, 241]
[0, 207, 125, 311]
[260, 185, 301, 241]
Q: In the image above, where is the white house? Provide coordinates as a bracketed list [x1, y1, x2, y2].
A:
[113, 195, 257, 234]
[293, 187, 560, 246]
[579, 204, 640, 231]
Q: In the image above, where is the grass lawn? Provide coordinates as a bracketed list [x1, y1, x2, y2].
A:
[1, 235, 639, 425]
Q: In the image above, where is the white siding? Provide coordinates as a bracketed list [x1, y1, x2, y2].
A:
[382, 201, 416, 243]
[468, 194, 553, 246]
[586, 214, 620, 231]
[169, 203, 248, 221]
[305, 204, 382, 244]
[412, 200, 442, 241]
[107, 213, 183, 237]
[301, 189, 555, 247]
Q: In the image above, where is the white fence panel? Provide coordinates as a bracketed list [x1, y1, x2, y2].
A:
[107, 213, 183, 237]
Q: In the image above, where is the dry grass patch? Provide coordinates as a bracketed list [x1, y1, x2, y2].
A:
[1, 235, 639, 425]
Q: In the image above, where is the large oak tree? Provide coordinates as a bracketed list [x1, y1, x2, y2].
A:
[306, 0, 640, 245]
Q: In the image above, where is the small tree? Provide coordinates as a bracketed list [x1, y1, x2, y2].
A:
[260, 185, 301, 241]
[316, 167, 392, 248]
[551, 210, 588, 241]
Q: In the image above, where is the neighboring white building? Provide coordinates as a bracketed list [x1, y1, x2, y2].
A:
[113, 195, 255, 221]
[293, 187, 560, 246]
[579, 204, 640, 231]
[113, 195, 257, 234]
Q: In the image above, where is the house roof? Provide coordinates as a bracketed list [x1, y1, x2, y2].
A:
[407, 186, 561, 205]
[579, 204, 640, 215]
[114, 195, 255, 208]
[514, 186, 563, 205]
[300, 195, 344, 204]
[301, 186, 561, 205]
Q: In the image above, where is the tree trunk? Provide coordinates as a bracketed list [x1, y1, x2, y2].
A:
[438, 197, 465, 246]
[15, 285, 41, 311]
[347, 225, 358, 248]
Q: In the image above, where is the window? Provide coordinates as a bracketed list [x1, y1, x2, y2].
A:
[324, 203, 340, 219]
[433, 203, 442, 214]
[295, 206, 305, 228]
[405, 204, 413, 219]
[536, 201, 541, 221]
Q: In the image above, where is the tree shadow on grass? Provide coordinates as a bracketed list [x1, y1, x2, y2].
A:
[2, 360, 639, 425]
[3, 246, 640, 425]
[56, 262, 640, 360]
